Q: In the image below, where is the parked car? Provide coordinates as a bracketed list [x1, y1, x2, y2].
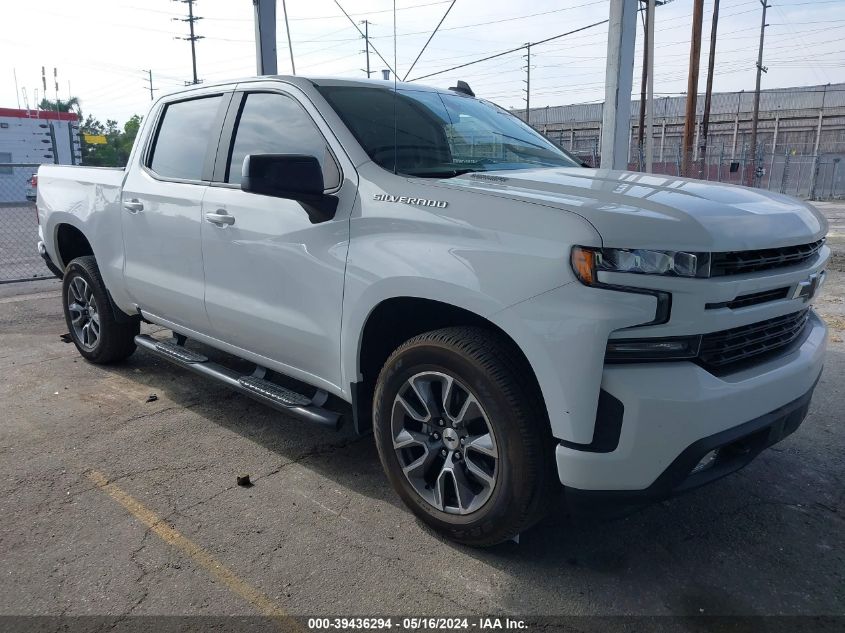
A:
[25, 173, 37, 202]
[35, 77, 828, 546]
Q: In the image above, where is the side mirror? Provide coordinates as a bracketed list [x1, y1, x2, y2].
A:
[241, 154, 338, 223]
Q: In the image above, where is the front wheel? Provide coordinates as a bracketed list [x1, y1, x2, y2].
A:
[62, 256, 139, 364]
[373, 326, 555, 547]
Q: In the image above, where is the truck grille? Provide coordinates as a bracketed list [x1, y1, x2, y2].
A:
[710, 239, 824, 277]
[698, 309, 811, 370]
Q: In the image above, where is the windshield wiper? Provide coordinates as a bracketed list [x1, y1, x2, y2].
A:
[403, 168, 479, 179]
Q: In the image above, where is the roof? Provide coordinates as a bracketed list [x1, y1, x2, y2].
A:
[160, 75, 447, 99]
[0, 107, 78, 122]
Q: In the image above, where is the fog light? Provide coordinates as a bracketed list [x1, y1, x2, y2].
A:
[691, 449, 719, 474]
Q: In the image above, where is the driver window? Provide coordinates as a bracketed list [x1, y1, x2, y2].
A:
[226, 92, 340, 189]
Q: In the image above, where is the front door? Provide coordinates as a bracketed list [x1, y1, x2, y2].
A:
[201, 89, 355, 392]
[122, 92, 229, 331]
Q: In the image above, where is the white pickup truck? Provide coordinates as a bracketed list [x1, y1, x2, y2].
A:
[37, 76, 828, 546]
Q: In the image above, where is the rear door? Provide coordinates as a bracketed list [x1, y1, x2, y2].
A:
[121, 92, 230, 331]
[200, 87, 356, 392]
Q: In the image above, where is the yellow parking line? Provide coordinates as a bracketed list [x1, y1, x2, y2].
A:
[87, 470, 300, 629]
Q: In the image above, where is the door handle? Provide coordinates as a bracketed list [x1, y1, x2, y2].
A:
[123, 199, 144, 213]
[205, 211, 235, 226]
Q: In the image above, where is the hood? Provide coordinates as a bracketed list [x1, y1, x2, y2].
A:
[440, 168, 827, 252]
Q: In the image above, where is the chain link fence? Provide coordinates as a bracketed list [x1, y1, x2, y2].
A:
[563, 142, 845, 201]
[0, 163, 54, 284]
[644, 146, 845, 200]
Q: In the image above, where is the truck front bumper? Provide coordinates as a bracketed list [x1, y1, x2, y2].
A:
[557, 310, 827, 502]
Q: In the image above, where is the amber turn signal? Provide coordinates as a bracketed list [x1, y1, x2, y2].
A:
[571, 246, 596, 285]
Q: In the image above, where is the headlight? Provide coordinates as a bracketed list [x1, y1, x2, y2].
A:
[571, 246, 707, 285]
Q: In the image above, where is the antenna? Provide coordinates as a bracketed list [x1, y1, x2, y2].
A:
[13, 69, 21, 109]
[53, 67, 60, 114]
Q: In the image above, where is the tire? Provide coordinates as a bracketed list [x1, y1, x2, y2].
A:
[62, 256, 139, 364]
[373, 326, 555, 547]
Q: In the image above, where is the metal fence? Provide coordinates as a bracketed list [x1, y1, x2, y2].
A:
[0, 163, 53, 284]
[567, 144, 845, 201]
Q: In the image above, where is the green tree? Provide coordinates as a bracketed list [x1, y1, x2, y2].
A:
[80, 114, 143, 167]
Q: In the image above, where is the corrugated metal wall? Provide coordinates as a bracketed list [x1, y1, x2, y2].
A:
[524, 82, 845, 125]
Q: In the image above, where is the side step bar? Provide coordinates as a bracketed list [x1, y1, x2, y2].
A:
[135, 334, 342, 430]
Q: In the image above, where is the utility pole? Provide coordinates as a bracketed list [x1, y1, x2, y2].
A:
[748, 0, 769, 186]
[523, 43, 531, 124]
[143, 69, 158, 101]
[681, 0, 704, 177]
[700, 0, 720, 178]
[637, 1, 650, 170]
[361, 20, 372, 77]
[645, 0, 655, 173]
[174, 0, 203, 85]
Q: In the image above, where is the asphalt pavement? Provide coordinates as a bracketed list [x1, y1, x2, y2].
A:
[0, 276, 843, 626]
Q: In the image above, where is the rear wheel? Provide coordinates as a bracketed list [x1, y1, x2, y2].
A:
[373, 326, 555, 547]
[62, 256, 139, 364]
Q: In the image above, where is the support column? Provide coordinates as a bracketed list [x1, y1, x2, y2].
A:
[809, 109, 824, 199]
[253, 0, 278, 75]
[693, 116, 701, 161]
[768, 114, 779, 187]
[600, 0, 637, 170]
[731, 91, 742, 159]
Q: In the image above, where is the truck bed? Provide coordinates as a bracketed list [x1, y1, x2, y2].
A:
[36, 164, 128, 298]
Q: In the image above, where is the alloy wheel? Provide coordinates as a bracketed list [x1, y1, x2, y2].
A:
[67, 275, 100, 351]
[391, 371, 499, 515]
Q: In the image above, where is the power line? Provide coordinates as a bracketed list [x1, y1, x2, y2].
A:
[173, 0, 203, 85]
[408, 18, 610, 82]
[402, 0, 457, 81]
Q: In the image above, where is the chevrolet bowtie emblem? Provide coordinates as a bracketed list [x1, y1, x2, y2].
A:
[791, 272, 824, 302]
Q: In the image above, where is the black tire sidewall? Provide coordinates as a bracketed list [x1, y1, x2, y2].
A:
[62, 258, 116, 362]
[374, 339, 536, 541]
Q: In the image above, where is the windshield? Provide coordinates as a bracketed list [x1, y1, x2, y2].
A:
[316, 84, 582, 177]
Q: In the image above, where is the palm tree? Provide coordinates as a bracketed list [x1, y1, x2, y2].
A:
[38, 96, 81, 116]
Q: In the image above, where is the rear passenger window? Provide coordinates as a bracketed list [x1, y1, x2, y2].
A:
[149, 95, 223, 181]
[226, 92, 340, 189]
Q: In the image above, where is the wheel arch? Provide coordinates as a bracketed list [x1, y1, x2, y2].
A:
[349, 295, 547, 435]
[54, 222, 94, 269]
